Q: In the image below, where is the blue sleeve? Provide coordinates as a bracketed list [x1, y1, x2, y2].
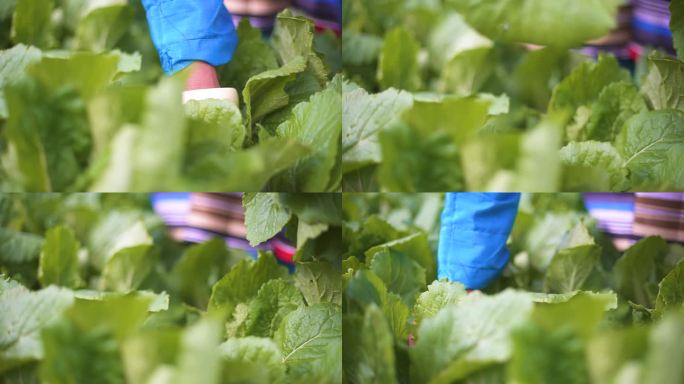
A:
[437, 193, 521, 289]
[142, 0, 238, 74]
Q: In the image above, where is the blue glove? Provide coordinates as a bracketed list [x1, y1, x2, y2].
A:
[438, 193, 521, 289]
[142, 0, 238, 74]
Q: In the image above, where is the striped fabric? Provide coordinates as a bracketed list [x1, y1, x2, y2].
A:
[634, 193, 684, 242]
[225, 0, 341, 36]
[583, 193, 684, 250]
[151, 193, 295, 265]
[583, 193, 638, 250]
[632, 0, 673, 49]
[582, 0, 674, 65]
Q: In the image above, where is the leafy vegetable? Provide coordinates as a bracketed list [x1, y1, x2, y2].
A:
[0, 5, 341, 192]
[342, 2, 684, 191]
[343, 193, 684, 382]
[0, 193, 341, 382]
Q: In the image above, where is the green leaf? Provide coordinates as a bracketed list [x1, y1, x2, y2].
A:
[86, 85, 147, 157]
[243, 56, 306, 128]
[427, 13, 492, 73]
[509, 47, 573, 110]
[508, 322, 590, 384]
[209, 253, 288, 316]
[0, 278, 74, 373]
[585, 81, 648, 141]
[294, 261, 342, 306]
[342, 30, 383, 67]
[102, 245, 157, 293]
[402, 97, 490, 146]
[242, 279, 303, 338]
[342, 86, 413, 173]
[0, 228, 43, 263]
[615, 110, 684, 190]
[3, 80, 91, 192]
[243, 193, 292, 246]
[461, 132, 520, 191]
[281, 192, 342, 226]
[549, 54, 630, 114]
[343, 305, 397, 384]
[614, 236, 670, 306]
[642, 313, 684, 384]
[174, 318, 223, 384]
[369, 248, 426, 306]
[66, 293, 153, 342]
[218, 19, 279, 91]
[365, 232, 436, 283]
[75, 2, 131, 52]
[0, 44, 41, 118]
[122, 318, 223, 384]
[512, 113, 566, 192]
[413, 280, 467, 325]
[272, 11, 328, 87]
[184, 99, 246, 156]
[672, 0, 684, 61]
[74, 290, 168, 313]
[654, 261, 684, 318]
[344, 215, 402, 257]
[410, 290, 534, 384]
[532, 291, 617, 340]
[171, 237, 233, 309]
[378, 122, 464, 192]
[40, 318, 125, 384]
[128, 75, 187, 191]
[0, 0, 16, 20]
[345, 270, 410, 343]
[295, 221, 327, 249]
[275, 303, 342, 383]
[88, 215, 152, 270]
[178, 138, 310, 192]
[640, 55, 684, 112]
[38, 226, 81, 289]
[560, 141, 628, 192]
[11, 0, 53, 49]
[273, 78, 342, 192]
[450, 0, 621, 48]
[441, 47, 495, 96]
[586, 326, 649, 384]
[28, 52, 124, 100]
[218, 337, 286, 384]
[378, 27, 421, 91]
[120, 328, 181, 384]
[544, 224, 601, 293]
[525, 212, 583, 271]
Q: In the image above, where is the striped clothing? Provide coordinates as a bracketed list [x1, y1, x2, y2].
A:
[583, 193, 684, 250]
[225, 0, 341, 36]
[634, 193, 684, 243]
[582, 0, 674, 65]
[151, 193, 295, 265]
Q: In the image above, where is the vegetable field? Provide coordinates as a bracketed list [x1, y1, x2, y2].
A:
[343, 193, 684, 383]
[0, 1, 341, 192]
[342, 0, 684, 192]
[0, 193, 342, 383]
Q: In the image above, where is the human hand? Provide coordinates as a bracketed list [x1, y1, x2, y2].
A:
[185, 61, 220, 91]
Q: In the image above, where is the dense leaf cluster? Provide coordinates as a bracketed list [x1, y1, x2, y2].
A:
[343, 193, 684, 383]
[0, 193, 342, 383]
[0, 1, 342, 192]
[342, 0, 684, 192]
